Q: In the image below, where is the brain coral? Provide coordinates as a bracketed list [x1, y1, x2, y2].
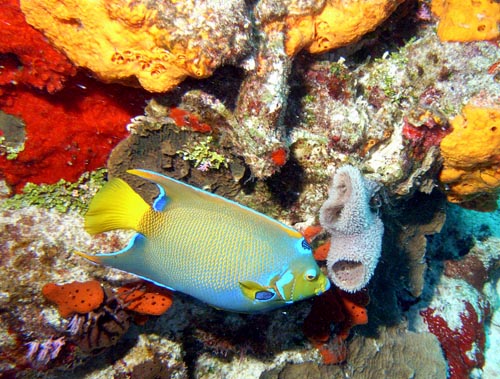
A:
[20, 0, 251, 92]
[439, 95, 500, 211]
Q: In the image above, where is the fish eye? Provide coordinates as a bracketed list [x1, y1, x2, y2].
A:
[304, 268, 317, 281]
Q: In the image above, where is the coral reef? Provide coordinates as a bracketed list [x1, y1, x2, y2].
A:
[108, 97, 248, 202]
[303, 288, 369, 364]
[264, 325, 447, 378]
[18, 0, 410, 178]
[0, 73, 149, 193]
[439, 94, 500, 211]
[0, 0, 150, 193]
[432, 0, 500, 42]
[0, 169, 108, 213]
[319, 165, 383, 292]
[1, 1, 500, 377]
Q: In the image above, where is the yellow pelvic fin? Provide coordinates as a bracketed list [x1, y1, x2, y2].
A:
[84, 178, 149, 235]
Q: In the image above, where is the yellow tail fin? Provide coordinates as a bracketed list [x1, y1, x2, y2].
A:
[84, 178, 149, 235]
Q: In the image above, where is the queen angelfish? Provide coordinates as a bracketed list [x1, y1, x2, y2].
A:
[77, 169, 330, 313]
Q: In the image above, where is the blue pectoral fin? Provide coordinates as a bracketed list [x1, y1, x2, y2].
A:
[239, 281, 276, 302]
[78, 233, 148, 275]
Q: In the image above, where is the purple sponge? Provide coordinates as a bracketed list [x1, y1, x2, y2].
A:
[319, 165, 383, 292]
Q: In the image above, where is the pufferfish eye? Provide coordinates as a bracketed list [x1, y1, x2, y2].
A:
[304, 268, 317, 281]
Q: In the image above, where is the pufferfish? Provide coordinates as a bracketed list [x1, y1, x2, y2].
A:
[77, 169, 329, 313]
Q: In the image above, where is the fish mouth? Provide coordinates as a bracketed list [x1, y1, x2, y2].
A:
[315, 276, 331, 295]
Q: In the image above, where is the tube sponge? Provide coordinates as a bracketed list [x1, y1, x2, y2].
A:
[319, 165, 383, 292]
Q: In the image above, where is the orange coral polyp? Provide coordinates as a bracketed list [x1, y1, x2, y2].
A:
[42, 280, 105, 318]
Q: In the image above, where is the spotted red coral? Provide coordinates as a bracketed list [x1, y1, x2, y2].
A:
[117, 280, 173, 316]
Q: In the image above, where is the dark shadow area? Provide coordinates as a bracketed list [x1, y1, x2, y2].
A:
[357, 190, 448, 337]
[265, 154, 305, 209]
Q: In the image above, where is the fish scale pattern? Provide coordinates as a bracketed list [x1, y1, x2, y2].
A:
[82, 169, 329, 312]
[140, 200, 285, 300]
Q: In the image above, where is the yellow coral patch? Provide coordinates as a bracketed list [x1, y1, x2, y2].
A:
[284, 0, 404, 56]
[439, 98, 500, 211]
[20, 0, 224, 92]
[432, 0, 500, 42]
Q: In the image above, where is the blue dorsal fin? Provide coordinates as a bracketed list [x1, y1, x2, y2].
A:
[152, 184, 168, 211]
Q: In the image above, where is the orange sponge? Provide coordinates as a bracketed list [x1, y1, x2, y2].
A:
[117, 281, 173, 316]
[42, 280, 104, 318]
[432, 0, 500, 42]
[439, 97, 500, 210]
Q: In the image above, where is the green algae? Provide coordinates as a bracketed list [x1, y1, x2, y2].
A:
[177, 136, 229, 170]
[1, 169, 108, 213]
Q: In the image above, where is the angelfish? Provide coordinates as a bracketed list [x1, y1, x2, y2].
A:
[77, 169, 330, 313]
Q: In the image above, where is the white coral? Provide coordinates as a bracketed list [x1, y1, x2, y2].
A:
[319, 165, 383, 292]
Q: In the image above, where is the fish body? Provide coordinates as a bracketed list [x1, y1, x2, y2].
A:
[79, 169, 329, 313]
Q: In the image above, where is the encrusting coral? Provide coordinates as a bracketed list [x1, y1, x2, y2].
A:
[439, 94, 500, 211]
[42, 280, 105, 318]
[117, 281, 173, 316]
[319, 165, 383, 292]
[0, 0, 76, 93]
[431, 0, 500, 42]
